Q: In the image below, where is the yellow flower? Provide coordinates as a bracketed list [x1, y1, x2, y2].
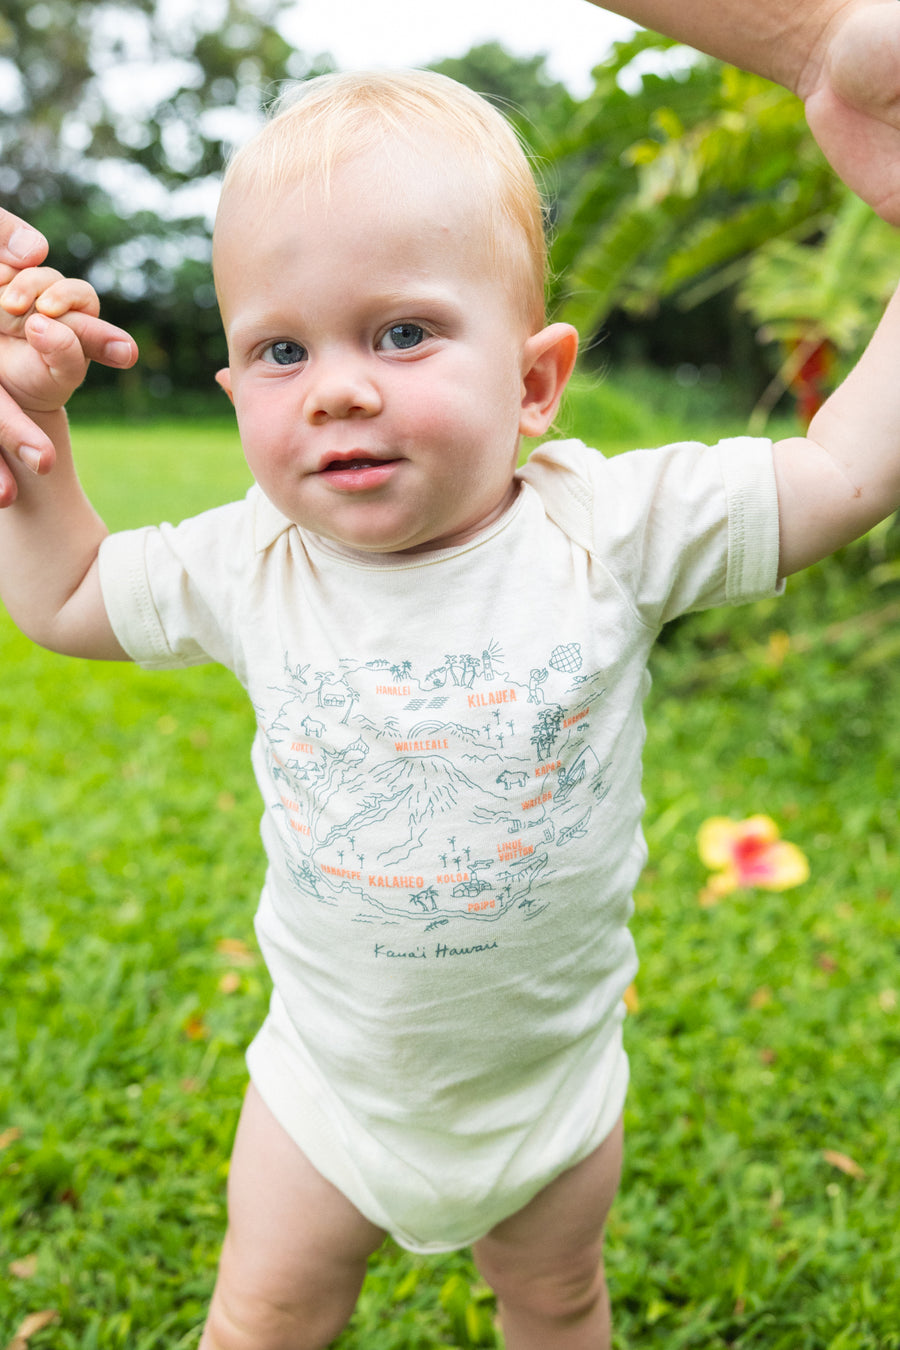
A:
[697, 815, 809, 900]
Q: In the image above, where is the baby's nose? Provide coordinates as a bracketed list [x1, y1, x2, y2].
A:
[304, 357, 382, 423]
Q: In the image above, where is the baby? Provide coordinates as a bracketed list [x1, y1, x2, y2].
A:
[2, 68, 900, 1350]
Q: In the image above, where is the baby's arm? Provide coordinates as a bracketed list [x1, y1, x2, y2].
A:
[773, 280, 900, 577]
[0, 266, 138, 658]
[586, 0, 900, 223]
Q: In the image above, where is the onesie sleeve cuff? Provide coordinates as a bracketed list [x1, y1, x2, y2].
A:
[718, 437, 784, 605]
[98, 527, 185, 668]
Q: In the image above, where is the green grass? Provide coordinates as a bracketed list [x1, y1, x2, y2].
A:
[554, 366, 799, 455]
[2, 379, 899, 1348]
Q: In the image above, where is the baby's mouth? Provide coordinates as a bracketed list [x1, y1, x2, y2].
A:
[323, 457, 385, 472]
[319, 456, 401, 489]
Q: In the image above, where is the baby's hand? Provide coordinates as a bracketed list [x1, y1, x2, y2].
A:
[1, 267, 113, 412]
[0, 265, 137, 502]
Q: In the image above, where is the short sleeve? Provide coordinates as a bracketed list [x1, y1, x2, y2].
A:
[519, 437, 782, 629]
[97, 492, 261, 675]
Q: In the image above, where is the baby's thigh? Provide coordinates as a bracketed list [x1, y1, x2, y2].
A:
[472, 1114, 624, 1304]
[203, 1083, 387, 1350]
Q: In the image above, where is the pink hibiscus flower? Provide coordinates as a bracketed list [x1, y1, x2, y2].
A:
[697, 815, 809, 904]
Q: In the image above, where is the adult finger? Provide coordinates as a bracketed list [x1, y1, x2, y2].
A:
[0, 208, 49, 269]
[0, 385, 56, 505]
[0, 448, 20, 507]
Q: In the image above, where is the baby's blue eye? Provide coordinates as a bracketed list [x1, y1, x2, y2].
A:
[265, 340, 307, 366]
[380, 323, 426, 351]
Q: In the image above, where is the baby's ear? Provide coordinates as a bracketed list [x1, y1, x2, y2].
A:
[215, 367, 235, 404]
[519, 324, 579, 438]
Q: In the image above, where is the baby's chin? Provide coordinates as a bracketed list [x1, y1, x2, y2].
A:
[291, 502, 462, 556]
[294, 512, 449, 557]
[263, 475, 520, 556]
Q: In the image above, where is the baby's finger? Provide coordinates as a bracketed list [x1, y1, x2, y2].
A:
[34, 276, 102, 321]
[56, 310, 138, 369]
[0, 267, 66, 337]
[24, 312, 94, 388]
[0, 266, 66, 314]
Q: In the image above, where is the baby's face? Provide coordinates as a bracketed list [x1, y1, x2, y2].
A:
[214, 146, 556, 553]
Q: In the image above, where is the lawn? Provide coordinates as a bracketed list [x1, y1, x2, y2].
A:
[1, 374, 899, 1348]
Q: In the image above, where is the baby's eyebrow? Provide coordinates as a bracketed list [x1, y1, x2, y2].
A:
[225, 311, 292, 353]
[369, 285, 457, 309]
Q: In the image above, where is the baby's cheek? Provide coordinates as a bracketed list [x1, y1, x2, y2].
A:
[238, 409, 285, 469]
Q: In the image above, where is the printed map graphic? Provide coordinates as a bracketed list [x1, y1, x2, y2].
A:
[255, 640, 610, 928]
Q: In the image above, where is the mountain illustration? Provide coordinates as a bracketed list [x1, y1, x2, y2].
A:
[317, 752, 504, 856]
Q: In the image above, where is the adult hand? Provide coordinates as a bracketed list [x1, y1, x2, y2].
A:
[801, 1, 900, 224]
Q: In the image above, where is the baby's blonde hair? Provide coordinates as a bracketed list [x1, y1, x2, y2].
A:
[216, 69, 548, 329]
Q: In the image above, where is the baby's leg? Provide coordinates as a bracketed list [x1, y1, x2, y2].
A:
[472, 1113, 624, 1350]
[200, 1083, 387, 1350]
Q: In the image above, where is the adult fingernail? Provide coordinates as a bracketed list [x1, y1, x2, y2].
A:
[8, 226, 46, 261]
[19, 446, 43, 473]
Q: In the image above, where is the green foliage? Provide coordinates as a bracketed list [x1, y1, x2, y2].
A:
[3, 390, 899, 1346]
[547, 34, 840, 343]
[438, 1273, 496, 1347]
[737, 192, 900, 353]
